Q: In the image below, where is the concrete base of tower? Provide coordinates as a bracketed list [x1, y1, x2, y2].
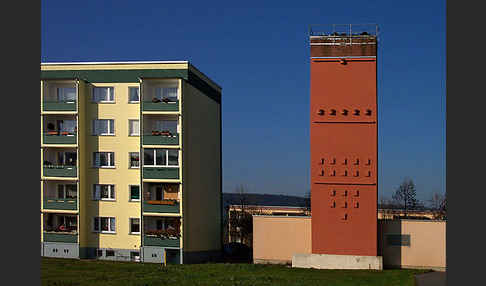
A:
[292, 253, 383, 270]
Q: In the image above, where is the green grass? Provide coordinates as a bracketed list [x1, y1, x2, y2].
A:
[41, 258, 429, 286]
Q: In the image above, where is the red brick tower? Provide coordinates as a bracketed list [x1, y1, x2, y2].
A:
[310, 24, 378, 256]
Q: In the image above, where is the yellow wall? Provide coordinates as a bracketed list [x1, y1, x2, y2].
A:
[83, 82, 141, 250]
[253, 216, 312, 264]
[182, 80, 222, 253]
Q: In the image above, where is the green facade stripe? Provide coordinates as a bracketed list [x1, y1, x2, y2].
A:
[143, 202, 180, 213]
[41, 69, 188, 83]
[43, 198, 78, 210]
[43, 233, 78, 243]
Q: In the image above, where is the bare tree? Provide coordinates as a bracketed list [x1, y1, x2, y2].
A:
[300, 190, 311, 215]
[228, 185, 254, 247]
[429, 192, 447, 220]
[392, 178, 419, 218]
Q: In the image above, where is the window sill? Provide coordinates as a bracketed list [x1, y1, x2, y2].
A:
[129, 166, 140, 169]
[128, 101, 140, 104]
[92, 166, 116, 169]
[129, 232, 141, 235]
[129, 135, 140, 137]
[143, 166, 179, 168]
[93, 231, 116, 234]
[129, 199, 140, 202]
[92, 134, 115, 136]
[91, 101, 116, 104]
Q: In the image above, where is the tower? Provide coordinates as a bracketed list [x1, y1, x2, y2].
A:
[309, 24, 378, 256]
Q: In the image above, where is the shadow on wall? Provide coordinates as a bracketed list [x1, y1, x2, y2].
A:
[378, 219, 446, 271]
[378, 219, 402, 268]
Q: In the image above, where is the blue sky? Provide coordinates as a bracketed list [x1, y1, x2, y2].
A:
[41, 0, 445, 202]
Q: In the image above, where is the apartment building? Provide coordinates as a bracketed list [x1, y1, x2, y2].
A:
[40, 61, 222, 264]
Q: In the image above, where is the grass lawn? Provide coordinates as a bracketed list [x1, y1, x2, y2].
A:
[42, 257, 429, 286]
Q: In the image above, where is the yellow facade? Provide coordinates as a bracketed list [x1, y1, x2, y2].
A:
[40, 61, 222, 263]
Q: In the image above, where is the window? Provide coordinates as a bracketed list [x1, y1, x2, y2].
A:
[128, 120, 140, 136]
[57, 120, 77, 134]
[93, 184, 115, 200]
[93, 217, 116, 233]
[129, 185, 140, 201]
[56, 151, 77, 166]
[129, 152, 140, 168]
[129, 87, 140, 102]
[130, 218, 140, 234]
[93, 152, 115, 168]
[93, 87, 114, 103]
[57, 87, 76, 102]
[57, 184, 77, 199]
[130, 251, 140, 262]
[143, 149, 178, 167]
[154, 87, 178, 102]
[96, 249, 103, 257]
[92, 119, 114, 135]
[152, 120, 178, 134]
[106, 250, 115, 257]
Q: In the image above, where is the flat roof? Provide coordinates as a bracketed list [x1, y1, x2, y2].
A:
[41, 60, 189, 65]
[40, 60, 221, 97]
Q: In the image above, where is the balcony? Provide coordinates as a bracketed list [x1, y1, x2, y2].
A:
[43, 197, 77, 211]
[143, 200, 180, 213]
[142, 100, 179, 112]
[143, 216, 181, 247]
[43, 165, 77, 178]
[143, 132, 179, 146]
[43, 100, 77, 112]
[43, 132, 77, 145]
[143, 167, 179, 180]
[43, 232, 78, 243]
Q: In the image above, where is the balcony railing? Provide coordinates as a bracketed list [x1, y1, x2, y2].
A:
[43, 101, 77, 112]
[43, 232, 78, 243]
[43, 165, 77, 178]
[43, 132, 77, 145]
[142, 100, 179, 112]
[143, 133, 179, 146]
[43, 197, 77, 210]
[143, 167, 179, 180]
[143, 200, 180, 213]
[143, 235, 180, 247]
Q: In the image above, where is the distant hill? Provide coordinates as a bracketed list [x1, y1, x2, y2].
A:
[222, 192, 308, 211]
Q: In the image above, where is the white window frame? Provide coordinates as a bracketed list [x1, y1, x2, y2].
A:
[92, 184, 116, 201]
[128, 120, 140, 136]
[128, 87, 140, 103]
[92, 119, 115, 136]
[143, 148, 179, 168]
[129, 218, 141, 234]
[129, 152, 140, 169]
[92, 87, 115, 103]
[93, 217, 116, 233]
[129, 185, 140, 202]
[93, 152, 115, 168]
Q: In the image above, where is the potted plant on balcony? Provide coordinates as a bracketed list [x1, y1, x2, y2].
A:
[152, 97, 161, 103]
[46, 123, 58, 136]
[160, 130, 172, 137]
[162, 97, 170, 103]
